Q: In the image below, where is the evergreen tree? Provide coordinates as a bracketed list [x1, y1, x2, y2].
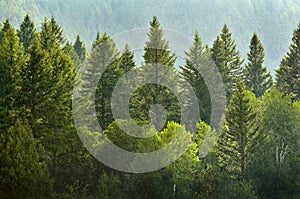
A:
[0, 116, 53, 199]
[211, 24, 243, 99]
[180, 31, 211, 123]
[243, 33, 272, 97]
[0, 19, 11, 43]
[276, 23, 300, 100]
[211, 36, 226, 81]
[0, 24, 27, 131]
[40, 16, 65, 50]
[64, 42, 81, 67]
[218, 81, 259, 179]
[17, 14, 36, 51]
[84, 32, 120, 129]
[114, 44, 137, 116]
[120, 44, 136, 74]
[130, 16, 180, 126]
[73, 34, 87, 63]
[12, 34, 78, 193]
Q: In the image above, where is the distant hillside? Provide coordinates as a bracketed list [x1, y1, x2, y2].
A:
[0, 0, 300, 72]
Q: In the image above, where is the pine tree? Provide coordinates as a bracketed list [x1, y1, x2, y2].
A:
[211, 24, 243, 99]
[114, 44, 137, 116]
[85, 32, 120, 129]
[276, 23, 300, 100]
[130, 16, 180, 126]
[12, 33, 78, 193]
[120, 44, 136, 74]
[73, 34, 87, 63]
[211, 36, 226, 80]
[243, 33, 272, 97]
[64, 42, 81, 67]
[180, 31, 211, 123]
[17, 14, 36, 51]
[218, 81, 259, 179]
[0, 24, 27, 131]
[0, 19, 11, 43]
[0, 116, 53, 198]
[40, 16, 65, 50]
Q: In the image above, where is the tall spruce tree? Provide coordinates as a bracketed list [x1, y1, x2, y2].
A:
[114, 44, 136, 116]
[0, 24, 27, 131]
[218, 81, 259, 179]
[130, 16, 180, 126]
[276, 23, 300, 100]
[17, 14, 36, 51]
[0, 25, 53, 198]
[40, 16, 65, 50]
[12, 30, 78, 192]
[73, 34, 87, 63]
[85, 32, 120, 129]
[243, 33, 272, 97]
[180, 31, 211, 123]
[120, 44, 136, 74]
[211, 24, 243, 100]
[0, 19, 11, 43]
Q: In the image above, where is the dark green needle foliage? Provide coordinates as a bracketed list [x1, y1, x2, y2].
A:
[276, 23, 300, 101]
[180, 31, 211, 123]
[243, 33, 272, 98]
[17, 14, 36, 51]
[211, 24, 243, 100]
[73, 34, 87, 63]
[130, 16, 180, 126]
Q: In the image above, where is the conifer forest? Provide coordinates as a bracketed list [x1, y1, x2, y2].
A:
[0, 1, 300, 198]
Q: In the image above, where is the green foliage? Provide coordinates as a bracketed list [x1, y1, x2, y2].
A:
[180, 31, 211, 123]
[130, 16, 180, 125]
[249, 89, 300, 198]
[218, 81, 259, 179]
[221, 180, 258, 199]
[0, 15, 299, 198]
[87, 32, 120, 129]
[17, 14, 36, 51]
[0, 24, 27, 133]
[0, 117, 53, 199]
[73, 34, 87, 63]
[40, 16, 66, 50]
[243, 33, 272, 97]
[63, 42, 81, 67]
[211, 24, 243, 99]
[276, 23, 300, 100]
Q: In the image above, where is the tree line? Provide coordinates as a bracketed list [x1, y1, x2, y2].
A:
[0, 14, 299, 198]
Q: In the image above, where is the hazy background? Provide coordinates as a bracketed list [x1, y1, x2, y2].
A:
[1, 0, 300, 73]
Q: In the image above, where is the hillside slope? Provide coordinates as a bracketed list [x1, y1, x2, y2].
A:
[0, 0, 300, 72]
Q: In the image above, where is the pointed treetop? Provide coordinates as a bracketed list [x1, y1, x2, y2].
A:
[276, 23, 300, 100]
[1, 19, 11, 32]
[92, 32, 102, 49]
[91, 32, 114, 50]
[18, 14, 36, 50]
[96, 32, 101, 41]
[194, 31, 201, 43]
[40, 16, 65, 50]
[73, 34, 87, 63]
[143, 16, 176, 66]
[124, 43, 130, 52]
[222, 24, 229, 32]
[150, 16, 160, 28]
[0, 19, 12, 43]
